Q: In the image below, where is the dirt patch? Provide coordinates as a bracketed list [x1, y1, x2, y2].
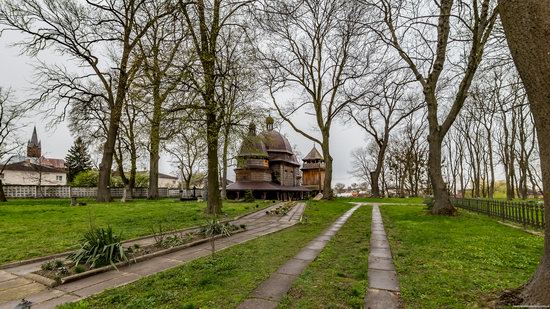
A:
[481, 287, 524, 308]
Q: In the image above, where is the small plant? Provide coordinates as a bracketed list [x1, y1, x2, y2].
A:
[239, 224, 246, 230]
[41, 259, 64, 271]
[243, 190, 255, 202]
[202, 218, 235, 255]
[68, 226, 127, 268]
[74, 264, 86, 274]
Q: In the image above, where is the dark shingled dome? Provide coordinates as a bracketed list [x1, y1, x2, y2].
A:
[238, 135, 268, 158]
[260, 130, 294, 154]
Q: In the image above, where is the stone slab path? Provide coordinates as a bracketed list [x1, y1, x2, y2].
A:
[364, 204, 401, 309]
[0, 203, 306, 309]
[237, 204, 361, 309]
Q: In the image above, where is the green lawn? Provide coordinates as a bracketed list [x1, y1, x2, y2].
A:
[381, 205, 544, 308]
[61, 200, 353, 309]
[279, 205, 371, 309]
[337, 196, 424, 204]
[0, 198, 271, 264]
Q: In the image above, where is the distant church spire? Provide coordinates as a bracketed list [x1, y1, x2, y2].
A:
[27, 126, 42, 158]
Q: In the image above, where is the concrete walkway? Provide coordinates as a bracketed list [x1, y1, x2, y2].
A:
[365, 204, 401, 309]
[0, 203, 306, 309]
[237, 204, 361, 309]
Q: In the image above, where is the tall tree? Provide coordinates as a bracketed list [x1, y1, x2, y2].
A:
[178, 0, 252, 213]
[0, 0, 173, 202]
[373, 0, 497, 214]
[136, 1, 189, 199]
[499, 0, 550, 304]
[257, 0, 376, 199]
[65, 137, 93, 183]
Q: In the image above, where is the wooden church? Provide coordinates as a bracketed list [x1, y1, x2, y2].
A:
[226, 117, 325, 200]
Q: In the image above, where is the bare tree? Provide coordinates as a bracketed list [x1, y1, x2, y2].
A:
[256, 0, 377, 199]
[499, 0, 550, 304]
[0, 88, 24, 202]
[0, 0, 174, 202]
[372, 0, 497, 214]
[166, 126, 206, 190]
[349, 66, 422, 197]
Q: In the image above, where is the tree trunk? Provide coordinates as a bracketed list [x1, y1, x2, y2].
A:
[148, 93, 162, 199]
[0, 180, 6, 202]
[370, 142, 387, 197]
[499, 0, 550, 304]
[220, 127, 230, 200]
[321, 135, 333, 200]
[427, 132, 455, 215]
[206, 112, 221, 214]
[121, 183, 133, 203]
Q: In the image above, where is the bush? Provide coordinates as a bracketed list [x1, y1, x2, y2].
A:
[71, 170, 99, 187]
[243, 190, 255, 202]
[68, 226, 127, 268]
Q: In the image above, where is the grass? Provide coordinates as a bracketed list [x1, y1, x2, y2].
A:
[279, 205, 371, 309]
[380, 205, 544, 308]
[60, 200, 353, 309]
[336, 196, 424, 204]
[0, 198, 271, 265]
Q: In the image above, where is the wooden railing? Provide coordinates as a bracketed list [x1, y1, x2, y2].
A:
[451, 198, 545, 229]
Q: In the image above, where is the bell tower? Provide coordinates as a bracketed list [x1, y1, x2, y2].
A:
[27, 126, 42, 158]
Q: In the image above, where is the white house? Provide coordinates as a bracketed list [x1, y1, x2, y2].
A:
[1, 160, 67, 185]
[158, 173, 178, 188]
[0, 127, 67, 186]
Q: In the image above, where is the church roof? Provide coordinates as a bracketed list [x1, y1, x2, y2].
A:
[238, 135, 269, 158]
[3, 160, 66, 173]
[28, 126, 41, 147]
[303, 147, 323, 161]
[260, 130, 295, 155]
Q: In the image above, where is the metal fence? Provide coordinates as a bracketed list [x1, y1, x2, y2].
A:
[451, 198, 545, 229]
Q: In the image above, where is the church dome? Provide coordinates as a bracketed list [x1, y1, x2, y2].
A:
[260, 130, 294, 154]
[238, 135, 268, 158]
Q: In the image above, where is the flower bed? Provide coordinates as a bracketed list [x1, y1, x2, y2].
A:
[31, 223, 244, 286]
[265, 201, 297, 216]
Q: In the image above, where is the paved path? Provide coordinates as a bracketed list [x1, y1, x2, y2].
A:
[0, 203, 306, 309]
[237, 204, 361, 309]
[364, 204, 401, 309]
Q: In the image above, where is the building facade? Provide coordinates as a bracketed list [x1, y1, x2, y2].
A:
[226, 117, 309, 200]
[301, 146, 326, 194]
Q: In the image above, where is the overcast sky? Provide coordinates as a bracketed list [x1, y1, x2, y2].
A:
[0, 31, 365, 186]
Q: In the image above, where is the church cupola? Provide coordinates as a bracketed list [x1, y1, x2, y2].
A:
[27, 126, 42, 158]
[266, 116, 274, 131]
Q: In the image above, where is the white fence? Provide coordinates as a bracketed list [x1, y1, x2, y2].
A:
[2, 185, 194, 199]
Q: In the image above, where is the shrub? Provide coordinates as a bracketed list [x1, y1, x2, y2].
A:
[41, 259, 64, 271]
[68, 226, 127, 268]
[74, 264, 86, 274]
[243, 190, 255, 202]
[200, 219, 236, 237]
[71, 170, 99, 187]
